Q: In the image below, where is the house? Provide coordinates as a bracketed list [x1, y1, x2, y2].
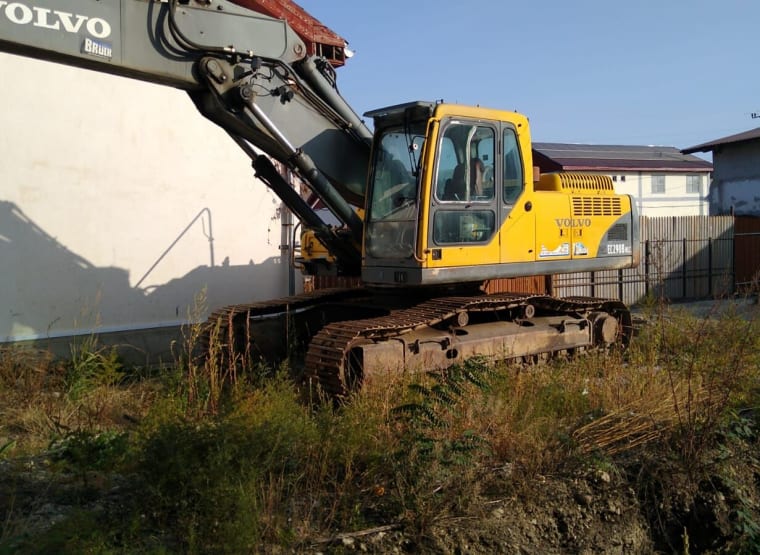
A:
[682, 127, 760, 216]
[0, 53, 294, 362]
[533, 143, 713, 216]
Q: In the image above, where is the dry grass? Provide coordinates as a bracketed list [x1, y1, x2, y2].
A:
[572, 381, 714, 456]
[2, 299, 760, 552]
[382, 300, 760, 481]
[0, 344, 159, 457]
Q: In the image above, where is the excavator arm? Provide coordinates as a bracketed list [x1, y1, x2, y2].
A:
[0, 0, 369, 273]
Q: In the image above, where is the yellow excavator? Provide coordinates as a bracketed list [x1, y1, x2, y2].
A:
[0, 0, 638, 397]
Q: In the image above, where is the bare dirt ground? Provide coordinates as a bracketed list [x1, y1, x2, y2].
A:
[4, 438, 758, 554]
[3, 460, 653, 553]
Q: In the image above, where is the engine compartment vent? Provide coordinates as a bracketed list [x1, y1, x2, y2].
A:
[573, 196, 623, 217]
[535, 173, 615, 193]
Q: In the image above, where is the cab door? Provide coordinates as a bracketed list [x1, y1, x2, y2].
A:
[426, 119, 500, 271]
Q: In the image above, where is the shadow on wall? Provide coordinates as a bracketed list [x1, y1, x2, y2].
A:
[0, 200, 286, 344]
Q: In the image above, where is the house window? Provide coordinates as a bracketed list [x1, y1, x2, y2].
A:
[620, 175, 626, 182]
[686, 174, 702, 194]
[651, 175, 665, 194]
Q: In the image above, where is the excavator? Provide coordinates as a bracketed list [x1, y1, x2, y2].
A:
[0, 0, 639, 397]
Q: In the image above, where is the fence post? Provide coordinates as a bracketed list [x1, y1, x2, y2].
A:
[732, 222, 736, 293]
[682, 237, 687, 299]
[708, 237, 713, 297]
[618, 268, 624, 302]
[644, 240, 649, 297]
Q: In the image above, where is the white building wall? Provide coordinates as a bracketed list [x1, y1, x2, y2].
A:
[0, 53, 294, 345]
[590, 172, 710, 216]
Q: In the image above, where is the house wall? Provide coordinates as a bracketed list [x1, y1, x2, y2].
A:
[710, 141, 760, 216]
[585, 171, 710, 216]
[0, 53, 296, 361]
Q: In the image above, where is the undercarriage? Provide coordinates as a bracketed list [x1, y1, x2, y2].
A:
[203, 288, 632, 399]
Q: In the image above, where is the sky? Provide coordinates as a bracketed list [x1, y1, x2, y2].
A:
[296, 0, 760, 152]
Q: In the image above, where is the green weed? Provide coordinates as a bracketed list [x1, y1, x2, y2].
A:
[0, 440, 15, 461]
[386, 359, 493, 538]
[9, 510, 115, 555]
[66, 335, 124, 401]
[392, 358, 492, 464]
[49, 430, 130, 474]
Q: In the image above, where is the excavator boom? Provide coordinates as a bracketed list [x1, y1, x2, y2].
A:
[0, 0, 303, 89]
[0, 0, 371, 273]
[232, 0, 349, 67]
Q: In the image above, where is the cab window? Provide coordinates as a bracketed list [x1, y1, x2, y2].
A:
[433, 210, 495, 244]
[503, 128, 523, 204]
[435, 123, 495, 202]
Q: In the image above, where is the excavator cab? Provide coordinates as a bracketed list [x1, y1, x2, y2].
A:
[364, 101, 526, 287]
[363, 101, 638, 288]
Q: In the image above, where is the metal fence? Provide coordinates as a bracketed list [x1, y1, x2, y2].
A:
[553, 216, 736, 305]
[735, 216, 760, 290]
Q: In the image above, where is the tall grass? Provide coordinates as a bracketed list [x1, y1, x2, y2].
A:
[0, 338, 156, 458]
[2, 299, 760, 552]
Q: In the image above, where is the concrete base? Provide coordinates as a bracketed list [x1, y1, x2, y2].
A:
[6, 325, 187, 369]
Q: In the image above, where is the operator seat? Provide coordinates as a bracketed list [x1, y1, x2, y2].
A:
[442, 159, 485, 200]
[442, 163, 467, 200]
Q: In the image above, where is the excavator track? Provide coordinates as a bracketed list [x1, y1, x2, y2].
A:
[200, 287, 370, 366]
[202, 290, 631, 399]
[305, 293, 631, 398]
